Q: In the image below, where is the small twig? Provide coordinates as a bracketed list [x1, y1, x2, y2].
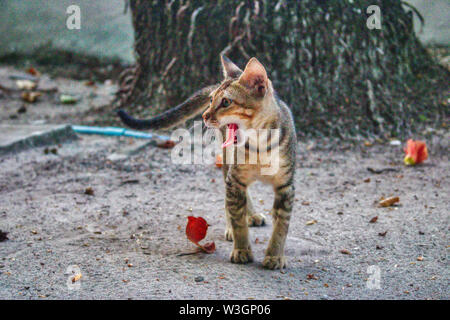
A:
[176, 249, 201, 257]
[120, 179, 140, 185]
[367, 167, 400, 174]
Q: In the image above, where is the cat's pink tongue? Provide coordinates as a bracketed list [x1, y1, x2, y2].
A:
[222, 123, 238, 148]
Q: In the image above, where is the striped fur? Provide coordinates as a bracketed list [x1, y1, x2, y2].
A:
[117, 84, 218, 130]
[117, 55, 297, 270]
[204, 57, 297, 269]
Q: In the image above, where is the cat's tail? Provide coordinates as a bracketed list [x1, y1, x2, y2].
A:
[117, 84, 217, 130]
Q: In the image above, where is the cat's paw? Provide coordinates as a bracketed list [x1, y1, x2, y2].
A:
[230, 248, 254, 264]
[247, 213, 266, 227]
[224, 228, 233, 241]
[262, 255, 287, 270]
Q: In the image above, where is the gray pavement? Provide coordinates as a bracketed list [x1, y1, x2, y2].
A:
[0, 133, 448, 299]
[0, 52, 448, 301]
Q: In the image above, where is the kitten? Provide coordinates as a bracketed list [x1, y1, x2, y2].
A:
[118, 56, 296, 269]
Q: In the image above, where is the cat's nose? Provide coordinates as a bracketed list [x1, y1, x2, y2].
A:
[203, 111, 211, 121]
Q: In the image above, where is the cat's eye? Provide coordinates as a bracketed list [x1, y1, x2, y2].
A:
[222, 98, 232, 108]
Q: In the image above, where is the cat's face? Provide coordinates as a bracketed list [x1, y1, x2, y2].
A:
[202, 56, 271, 134]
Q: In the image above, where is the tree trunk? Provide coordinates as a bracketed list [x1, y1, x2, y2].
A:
[116, 0, 448, 139]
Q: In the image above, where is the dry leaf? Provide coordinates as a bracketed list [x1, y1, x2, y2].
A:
[157, 140, 175, 149]
[379, 196, 399, 207]
[306, 219, 317, 225]
[301, 201, 310, 206]
[71, 273, 82, 283]
[84, 80, 95, 86]
[378, 231, 388, 237]
[340, 249, 351, 255]
[84, 187, 94, 196]
[369, 216, 378, 223]
[21, 91, 41, 103]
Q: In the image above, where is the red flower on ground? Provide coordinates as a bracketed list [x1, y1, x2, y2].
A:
[404, 139, 428, 165]
[186, 216, 215, 253]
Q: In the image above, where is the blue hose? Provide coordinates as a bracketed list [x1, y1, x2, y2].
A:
[71, 125, 170, 141]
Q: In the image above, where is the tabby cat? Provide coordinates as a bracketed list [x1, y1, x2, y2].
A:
[118, 56, 296, 269]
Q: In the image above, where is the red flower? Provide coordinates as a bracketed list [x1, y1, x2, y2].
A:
[186, 216, 208, 243]
[404, 139, 428, 165]
[186, 216, 215, 253]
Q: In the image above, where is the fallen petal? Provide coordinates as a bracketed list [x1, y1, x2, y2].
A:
[201, 241, 216, 254]
[379, 196, 399, 207]
[186, 216, 209, 244]
[369, 216, 378, 223]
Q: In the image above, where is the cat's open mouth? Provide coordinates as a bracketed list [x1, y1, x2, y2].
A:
[222, 123, 239, 148]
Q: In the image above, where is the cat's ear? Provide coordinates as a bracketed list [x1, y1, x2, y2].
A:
[221, 55, 242, 79]
[239, 57, 268, 97]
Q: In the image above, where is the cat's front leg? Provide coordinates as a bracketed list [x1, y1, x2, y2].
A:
[246, 189, 266, 227]
[263, 184, 294, 269]
[224, 190, 265, 242]
[225, 172, 253, 264]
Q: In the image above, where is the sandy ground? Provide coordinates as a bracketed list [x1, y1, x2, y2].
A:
[0, 134, 448, 300]
[0, 65, 448, 300]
